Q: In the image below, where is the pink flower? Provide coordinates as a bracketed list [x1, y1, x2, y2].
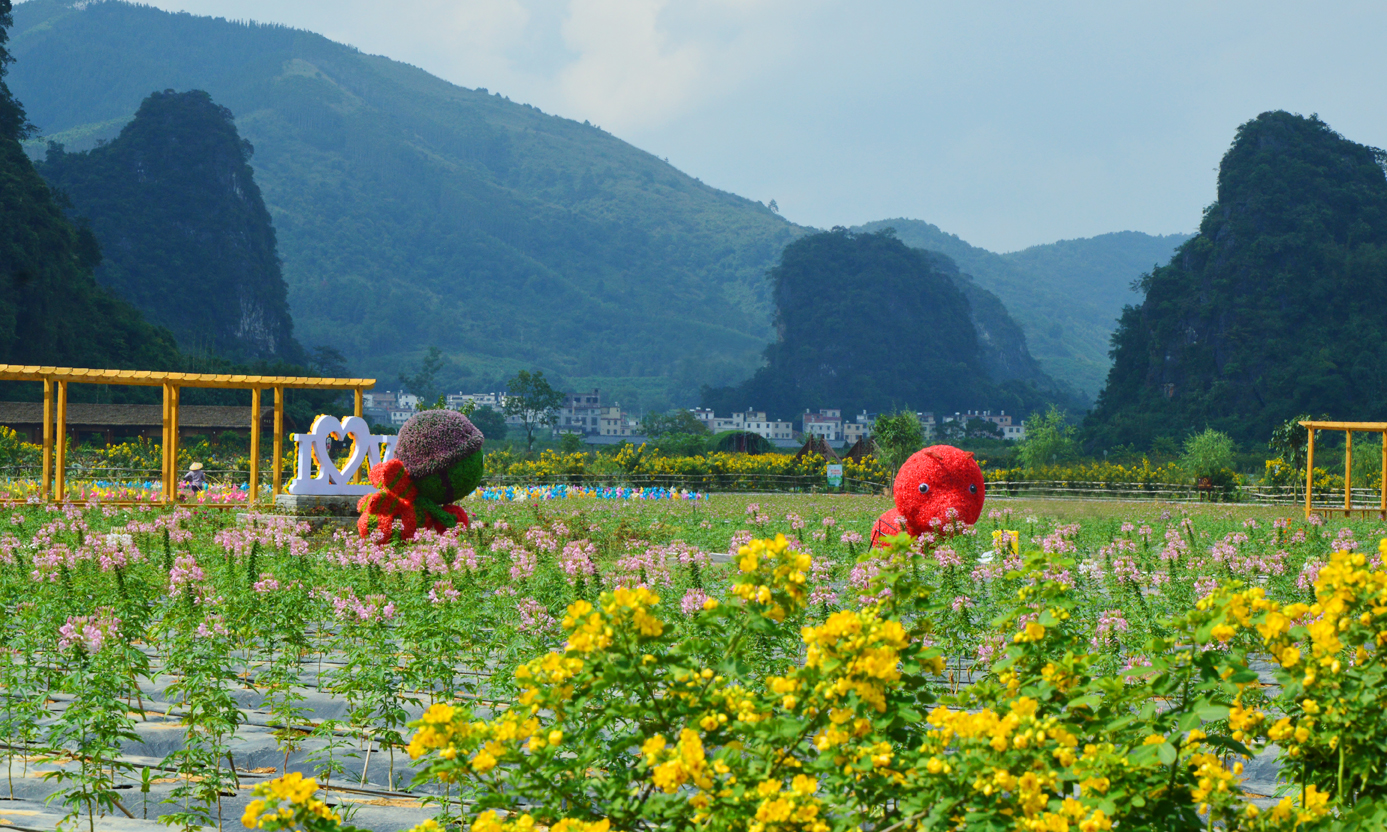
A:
[680, 588, 710, 615]
[169, 553, 205, 595]
[59, 613, 120, 654]
[809, 557, 838, 607]
[1092, 609, 1129, 649]
[509, 548, 537, 581]
[516, 598, 556, 633]
[429, 579, 461, 605]
[560, 539, 597, 581]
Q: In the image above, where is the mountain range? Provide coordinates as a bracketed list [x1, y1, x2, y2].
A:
[9, 0, 1185, 412]
[38, 89, 300, 362]
[1089, 111, 1387, 445]
[853, 220, 1189, 400]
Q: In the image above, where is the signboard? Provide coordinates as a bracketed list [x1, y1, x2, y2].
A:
[826, 464, 844, 488]
[286, 415, 399, 496]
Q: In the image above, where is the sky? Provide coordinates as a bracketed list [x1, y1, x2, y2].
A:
[128, 0, 1387, 252]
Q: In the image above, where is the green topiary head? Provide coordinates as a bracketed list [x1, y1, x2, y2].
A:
[414, 451, 484, 506]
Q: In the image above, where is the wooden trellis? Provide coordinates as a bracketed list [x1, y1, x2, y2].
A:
[0, 365, 374, 505]
[1300, 420, 1387, 518]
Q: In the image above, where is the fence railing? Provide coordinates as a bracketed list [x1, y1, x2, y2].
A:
[987, 479, 1387, 510]
[480, 473, 888, 495]
[3, 464, 1385, 509]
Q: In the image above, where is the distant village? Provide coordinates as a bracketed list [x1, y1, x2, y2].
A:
[361, 389, 1025, 447]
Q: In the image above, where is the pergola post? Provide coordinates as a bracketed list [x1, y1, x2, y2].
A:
[1345, 430, 1353, 515]
[170, 385, 181, 501]
[1305, 426, 1315, 519]
[352, 388, 364, 483]
[249, 388, 262, 503]
[272, 386, 285, 496]
[54, 381, 68, 502]
[1380, 429, 1386, 519]
[161, 383, 173, 503]
[41, 379, 52, 502]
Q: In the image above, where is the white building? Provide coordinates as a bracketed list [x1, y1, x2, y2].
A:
[844, 411, 874, 444]
[801, 408, 843, 442]
[556, 389, 603, 435]
[598, 405, 638, 437]
[446, 391, 507, 411]
[941, 410, 1025, 441]
[690, 408, 794, 441]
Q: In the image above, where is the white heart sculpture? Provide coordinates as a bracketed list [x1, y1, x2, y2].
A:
[287, 415, 398, 496]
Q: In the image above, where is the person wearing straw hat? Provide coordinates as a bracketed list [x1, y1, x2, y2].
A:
[180, 462, 206, 496]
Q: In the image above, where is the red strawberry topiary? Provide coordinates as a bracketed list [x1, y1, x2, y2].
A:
[869, 445, 985, 547]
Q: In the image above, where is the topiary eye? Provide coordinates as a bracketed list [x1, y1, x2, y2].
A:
[918, 482, 930, 494]
[969, 483, 977, 494]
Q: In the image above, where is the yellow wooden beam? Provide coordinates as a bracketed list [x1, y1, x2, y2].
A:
[54, 381, 67, 502]
[0, 364, 375, 391]
[1301, 420, 1387, 431]
[249, 388, 262, 504]
[41, 379, 52, 502]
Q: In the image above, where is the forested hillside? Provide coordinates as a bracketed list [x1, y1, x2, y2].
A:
[703, 229, 1073, 420]
[1089, 111, 1387, 446]
[0, 0, 180, 379]
[8, 0, 802, 408]
[854, 219, 1188, 400]
[39, 89, 300, 362]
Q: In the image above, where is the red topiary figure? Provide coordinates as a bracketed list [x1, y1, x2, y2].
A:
[357, 410, 485, 544]
[869, 445, 985, 547]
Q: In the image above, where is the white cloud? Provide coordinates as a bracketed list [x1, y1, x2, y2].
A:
[555, 0, 706, 132]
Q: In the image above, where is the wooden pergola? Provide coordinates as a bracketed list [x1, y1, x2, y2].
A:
[1301, 420, 1387, 518]
[0, 365, 374, 505]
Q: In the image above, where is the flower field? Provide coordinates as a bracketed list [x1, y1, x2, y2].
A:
[3, 493, 1387, 831]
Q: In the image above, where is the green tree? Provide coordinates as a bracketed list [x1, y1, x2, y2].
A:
[965, 417, 1003, 440]
[872, 411, 924, 476]
[1018, 406, 1078, 472]
[504, 370, 564, 453]
[308, 346, 348, 377]
[1181, 428, 1236, 482]
[1269, 414, 1314, 474]
[0, 0, 31, 144]
[399, 346, 447, 404]
[468, 405, 507, 442]
[640, 410, 710, 458]
[639, 410, 709, 439]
